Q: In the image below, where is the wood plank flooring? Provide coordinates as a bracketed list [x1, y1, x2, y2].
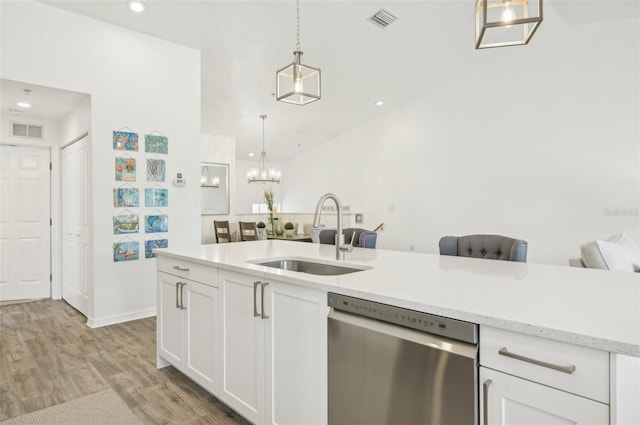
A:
[0, 299, 251, 425]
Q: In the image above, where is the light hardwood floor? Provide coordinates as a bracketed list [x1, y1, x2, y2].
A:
[0, 299, 250, 425]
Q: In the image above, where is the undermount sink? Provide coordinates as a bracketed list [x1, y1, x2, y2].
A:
[251, 258, 370, 276]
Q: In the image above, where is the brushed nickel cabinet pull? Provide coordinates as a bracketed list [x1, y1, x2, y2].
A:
[499, 347, 576, 374]
[175, 282, 181, 309]
[260, 282, 269, 319]
[253, 281, 261, 317]
[173, 265, 189, 272]
[179, 282, 187, 310]
[483, 379, 492, 425]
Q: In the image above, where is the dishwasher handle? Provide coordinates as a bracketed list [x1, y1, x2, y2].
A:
[328, 309, 477, 359]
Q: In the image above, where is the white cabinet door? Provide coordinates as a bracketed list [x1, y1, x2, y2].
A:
[480, 367, 609, 425]
[157, 270, 220, 395]
[184, 279, 219, 394]
[158, 271, 184, 365]
[219, 270, 329, 425]
[265, 280, 328, 425]
[219, 271, 264, 424]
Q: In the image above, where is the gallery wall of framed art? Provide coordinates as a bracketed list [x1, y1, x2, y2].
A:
[112, 129, 170, 261]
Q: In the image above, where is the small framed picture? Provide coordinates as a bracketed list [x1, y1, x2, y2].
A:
[113, 188, 139, 207]
[145, 214, 168, 233]
[113, 241, 140, 262]
[115, 157, 136, 181]
[113, 213, 139, 234]
[145, 188, 168, 207]
[147, 158, 166, 182]
[145, 134, 168, 154]
[145, 239, 168, 259]
[113, 131, 139, 151]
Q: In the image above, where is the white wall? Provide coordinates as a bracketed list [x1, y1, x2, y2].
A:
[201, 134, 235, 243]
[1, 1, 201, 325]
[61, 97, 92, 145]
[280, 6, 640, 265]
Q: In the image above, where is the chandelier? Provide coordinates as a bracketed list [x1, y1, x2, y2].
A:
[276, 0, 321, 105]
[475, 0, 543, 49]
[247, 115, 281, 184]
[200, 164, 220, 188]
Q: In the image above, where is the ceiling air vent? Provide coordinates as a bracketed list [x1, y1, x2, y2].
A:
[367, 9, 397, 29]
[12, 122, 43, 139]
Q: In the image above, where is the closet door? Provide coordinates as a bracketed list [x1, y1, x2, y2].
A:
[62, 136, 90, 316]
[0, 146, 51, 301]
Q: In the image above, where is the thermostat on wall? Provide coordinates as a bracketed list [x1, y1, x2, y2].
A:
[173, 173, 186, 187]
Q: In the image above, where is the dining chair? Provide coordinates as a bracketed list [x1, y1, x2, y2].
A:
[214, 220, 231, 243]
[438, 234, 527, 262]
[239, 221, 258, 241]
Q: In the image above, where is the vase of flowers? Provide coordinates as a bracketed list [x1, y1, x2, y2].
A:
[274, 218, 284, 236]
[264, 188, 274, 235]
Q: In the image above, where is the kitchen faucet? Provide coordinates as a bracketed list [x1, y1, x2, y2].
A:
[312, 193, 353, 260]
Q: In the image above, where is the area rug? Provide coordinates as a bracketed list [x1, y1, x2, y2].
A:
[0, 389, 143, 425]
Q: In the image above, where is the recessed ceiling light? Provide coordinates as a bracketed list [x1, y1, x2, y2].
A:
[128, 1, 146, 13]
[248, 152, 255, 157]
[17, 88, 32, 108]
[375, 100, 384, 106]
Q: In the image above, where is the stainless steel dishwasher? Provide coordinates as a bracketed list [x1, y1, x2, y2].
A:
[328, 293, 479, 425]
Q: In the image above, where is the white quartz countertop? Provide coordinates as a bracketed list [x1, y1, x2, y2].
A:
[155, 241, 640, 357]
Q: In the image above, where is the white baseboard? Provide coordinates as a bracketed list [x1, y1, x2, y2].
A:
[157, 354, 171, 369]
[87, 308, 157, 328]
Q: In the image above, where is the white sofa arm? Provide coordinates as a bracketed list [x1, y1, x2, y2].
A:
[569, 258, 585, 268]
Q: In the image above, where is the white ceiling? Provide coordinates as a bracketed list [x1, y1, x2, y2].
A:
[1, 79, 88, 122]
[5, 1, 636, 161]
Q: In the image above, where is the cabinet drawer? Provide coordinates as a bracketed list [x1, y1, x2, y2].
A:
[480, 367, 609, 425]
[157, 255, 218, 286]
[480, 326, 609, 404]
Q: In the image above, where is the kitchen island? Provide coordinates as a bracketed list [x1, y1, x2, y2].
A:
[155, 240, 639, 424]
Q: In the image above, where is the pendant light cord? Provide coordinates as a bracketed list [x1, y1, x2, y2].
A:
[261, 114, 267, 152]
[296, 0, 301, 51]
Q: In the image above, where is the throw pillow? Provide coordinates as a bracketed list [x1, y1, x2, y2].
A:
[580, 233, 640, 272]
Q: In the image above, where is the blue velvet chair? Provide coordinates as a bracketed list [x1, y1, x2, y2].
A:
[439, 234, 527, 262]
[318, 228, 377, 249]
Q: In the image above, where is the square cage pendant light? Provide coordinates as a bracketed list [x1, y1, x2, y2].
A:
[276, 51, 321, 105]
[475, 0, 543, 49]
[276, 0, 321, 106]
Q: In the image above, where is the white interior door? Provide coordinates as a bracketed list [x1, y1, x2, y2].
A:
[0, 145, 51, 301]
[62, 136, 90, 316]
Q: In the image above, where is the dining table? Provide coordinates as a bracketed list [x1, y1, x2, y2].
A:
[267, 233, 312, 242]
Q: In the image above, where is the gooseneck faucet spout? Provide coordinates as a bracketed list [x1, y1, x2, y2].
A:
[313, 193, 347, 260]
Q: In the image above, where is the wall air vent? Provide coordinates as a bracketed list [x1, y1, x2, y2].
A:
[367, 9, 397, 29]
[11, 122, 43, 139]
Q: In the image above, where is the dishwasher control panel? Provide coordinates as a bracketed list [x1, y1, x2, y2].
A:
[328, 292, 478, 344]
